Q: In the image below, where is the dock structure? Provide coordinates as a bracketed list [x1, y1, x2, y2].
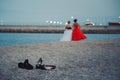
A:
[0, 25, 120, 34]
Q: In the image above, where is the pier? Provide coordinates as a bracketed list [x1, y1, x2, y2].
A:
[0, 25, 120, 34]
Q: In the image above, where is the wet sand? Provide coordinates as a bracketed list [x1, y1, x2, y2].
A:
[0, 38, 120, 80]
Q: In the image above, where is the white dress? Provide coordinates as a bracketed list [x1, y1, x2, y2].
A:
[60, 24, 72, 41]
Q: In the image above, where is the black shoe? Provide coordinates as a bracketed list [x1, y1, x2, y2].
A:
[18, 59, 33, 70]
[36, 64, 56, 70]
[35, 58, 56, 70]
[18, 62, 24, 69]
[36, 64, 46, 70]
[36, 58, 46, 70]
[24, 59, 33, 70]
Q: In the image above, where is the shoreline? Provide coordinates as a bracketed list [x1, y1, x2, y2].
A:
[0, 25, 120, 34]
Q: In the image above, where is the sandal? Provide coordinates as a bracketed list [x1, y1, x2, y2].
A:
[36, 58, 56, 70]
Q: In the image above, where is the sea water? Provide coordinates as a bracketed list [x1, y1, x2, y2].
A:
[0, 33, 120, 46]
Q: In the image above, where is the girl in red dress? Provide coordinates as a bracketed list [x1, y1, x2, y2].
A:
[72, 19, 87, 41]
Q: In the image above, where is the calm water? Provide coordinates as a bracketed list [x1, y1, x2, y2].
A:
[0, 33, 120, 46]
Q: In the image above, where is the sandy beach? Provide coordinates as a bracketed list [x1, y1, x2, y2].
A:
[0, 38, 120, 80]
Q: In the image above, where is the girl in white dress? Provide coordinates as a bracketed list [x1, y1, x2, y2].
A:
[60, 21, 72, 41]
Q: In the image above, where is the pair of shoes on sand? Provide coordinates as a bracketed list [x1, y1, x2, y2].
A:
[18, 58, 56, 70]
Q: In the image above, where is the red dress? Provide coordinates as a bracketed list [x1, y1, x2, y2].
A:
[72, 23, 87, 41]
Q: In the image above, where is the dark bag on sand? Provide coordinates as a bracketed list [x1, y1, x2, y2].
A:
[18, 59, 33, 70]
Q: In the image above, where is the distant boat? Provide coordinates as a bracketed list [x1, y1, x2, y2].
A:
[85, 21, 95, 26]
[108, 22, 120, 26]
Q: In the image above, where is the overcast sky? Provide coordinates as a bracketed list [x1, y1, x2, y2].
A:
[0, 0, 120, 25]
